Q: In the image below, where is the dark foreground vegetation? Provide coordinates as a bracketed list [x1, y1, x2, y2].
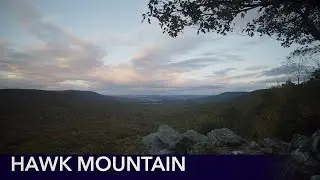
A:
[1, 70, 319, 154]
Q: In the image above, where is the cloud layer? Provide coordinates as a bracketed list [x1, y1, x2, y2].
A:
[0, 0, 302, 95]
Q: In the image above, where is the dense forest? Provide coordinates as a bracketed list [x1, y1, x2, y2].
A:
[1, 68, 319, 154]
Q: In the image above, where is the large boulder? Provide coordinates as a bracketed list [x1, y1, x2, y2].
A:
[312, 130, 320, 160]
[242, 141, 264, 154]
[141, 133, 167, 154]
[190, 141, 223, 154]
[182, 130, 208, 142]
[156, 125, 181, 146]
[290, 149, 319, 179]
[170, 130, 208, 153]
[291, 149, 319, 170]
[260, 147, 273, 154]
[189, 141, 211, 154]
[260, 137, 290, 153]
[290, 134, 309, 150]
[141, 125, 180, 154]
[141, 125, 319, 163]
[311, 175, 320, 180]
[277, 149, 319, 180]
[248, 141, 262, 151]
[207, 128, 247, 147]
[279, 130, 320, 180]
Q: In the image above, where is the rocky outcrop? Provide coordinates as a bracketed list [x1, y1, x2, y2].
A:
[207, 128, 247, 147]
[156, 125, 180, 145]
[312, 130, 320, 160]
[141, 125, 180, 154]
[259, 137, 290, 153]
[290, 134, 309, 150]
[182, 130, 208, 142]
[288, 130, 320, 180]
[141, 132, 167, 154]
[157, 149, 172, 155]
[141, 125, 320, 179]
[248, 141, 261, 150]
[311, 175, 320, 180]
[169, 130, 209, 153]
[141, 125, 294, 155]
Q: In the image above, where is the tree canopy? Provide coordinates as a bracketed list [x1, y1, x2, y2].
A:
[142, 0, 320, 56]
[308, 68, 320, 83]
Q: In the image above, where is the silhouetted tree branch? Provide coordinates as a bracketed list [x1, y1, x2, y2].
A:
[143, 0, 320, 56]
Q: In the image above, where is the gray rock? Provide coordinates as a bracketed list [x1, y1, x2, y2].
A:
[279, 152, 312, 180]
[242, 141, 262, 154]
[248, 141, 261, 150]
[189, 141, 216, 154]
[207, 128, 247, 147]
[261, 137, 278, 148]
[182, 130, 208, 143]
[244, 150, 263, 155]
[260, 137, 289, 153]
[156, 149, 172, 155]
[142, 125, 211, 154]
[311, 175, 320, 180]
[291, 149, 316, 165]
[168, 137, 192, 154]
[141, 133, 167, 154]
[290, 134, 309, 150]
[290, 149, 319, 178]
[141, 125, 181, 153]
[156, 125, 181, 146]
[312, 130, 320, 160]
[230, 150, 244, 155]
[279, 131, 320, 180]
[189, 141, 207, 154]
[168, 130, 208, 153]
[261, 147, 273, 154]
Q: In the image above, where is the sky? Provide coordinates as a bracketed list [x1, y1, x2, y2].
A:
[0, 0, 306, 95]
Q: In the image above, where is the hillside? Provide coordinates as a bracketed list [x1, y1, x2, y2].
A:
[189, 83, 320, 141]
[0, 89, 142, 154]
[189, 92, 250, 104]
[1, 89, 117, 106]
[1, 81, 319, 154]
[116, 92, 249, 105]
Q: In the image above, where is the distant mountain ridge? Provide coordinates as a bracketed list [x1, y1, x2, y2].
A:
[116, 92, 250, 104]
[0, 89, 118, 108]
[192, 92, 250, 104]
[0, 89, 249, 105]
